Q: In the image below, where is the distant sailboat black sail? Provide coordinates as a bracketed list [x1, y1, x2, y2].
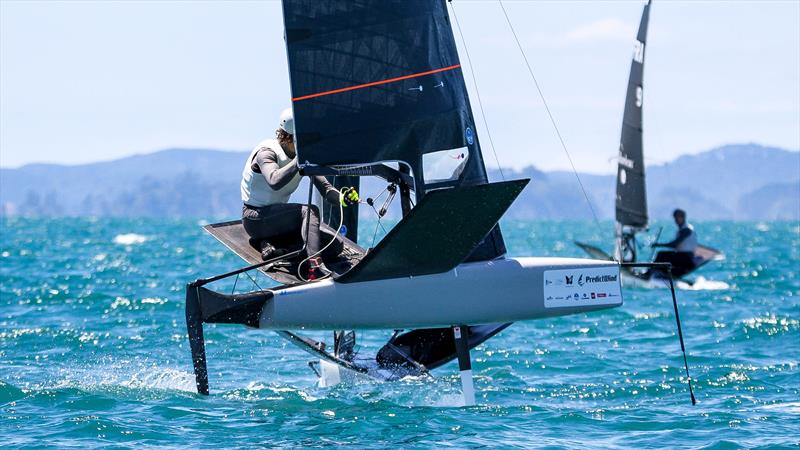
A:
[615, 0, 651, 262]
[576, 0, 723, 281]
[282, 0, 504, 259]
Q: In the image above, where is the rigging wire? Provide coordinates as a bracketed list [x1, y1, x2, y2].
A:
[370, 204, 388, 248]
[230, 273, 240, 295]
[243, 266, 264, 293]
[497, 0, 602, 230]
[297, 188, 349, 282]
[370, 203, 390, 248]
[323, 176, 338, 232]
[365, 183, 393, 247]
[449, 1, 506, 181]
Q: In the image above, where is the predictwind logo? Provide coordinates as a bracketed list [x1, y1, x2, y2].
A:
[583, 274, 618, 283]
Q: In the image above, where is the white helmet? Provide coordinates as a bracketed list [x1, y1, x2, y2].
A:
[278, 107, 294, 135]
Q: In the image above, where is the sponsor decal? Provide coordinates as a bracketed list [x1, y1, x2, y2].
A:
[618, 155, 635, 169]
[465, 127, 474, 145]
[633, 39, 645, 64]
[544, 266, 623, 308]
[275, 289, 301, 297]
[584, 274, 618, 283]
[336, 166, 374, 176]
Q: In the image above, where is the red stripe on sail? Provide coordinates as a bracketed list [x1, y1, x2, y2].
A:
[292, 64, 461, 102]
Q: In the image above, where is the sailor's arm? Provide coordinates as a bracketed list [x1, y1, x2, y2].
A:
[312, 177, 360, 206]
[312, 176, 343, 204]
[653, 228, 692, 248]
[254, 149, 300, 190]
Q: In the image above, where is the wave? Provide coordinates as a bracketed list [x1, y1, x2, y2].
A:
[678, 276, 730, 291]
[740, 314, 799, 336]
[112, 233, 147, 245]
[119, 367, 197, 392]
[759, 401, 800, 414]
[0, 380, 27, 405]
[627, 275, 730, 290]
[54, 363, 197, 395]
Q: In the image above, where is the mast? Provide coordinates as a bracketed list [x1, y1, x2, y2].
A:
[615, 0, 651, 262]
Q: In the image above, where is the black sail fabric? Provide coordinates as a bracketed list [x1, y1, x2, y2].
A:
[282, 0, 505, 259]
[284, 1, 481, 182]
[615, 0, 651, 229]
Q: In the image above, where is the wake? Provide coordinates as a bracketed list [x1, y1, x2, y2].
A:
[678, 276, 730, 291]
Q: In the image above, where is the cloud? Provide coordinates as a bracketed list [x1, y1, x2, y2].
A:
[565, 18, 634, 42]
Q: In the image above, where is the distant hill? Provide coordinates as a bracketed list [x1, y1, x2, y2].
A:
[0, 149, 245, 218]
[646, 144, 800, 220]
[1, 143, 797, 221]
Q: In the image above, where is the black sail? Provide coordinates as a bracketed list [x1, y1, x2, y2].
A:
[282, 0, 505, 259]
[615, 0, 651, 229]
[284, 1, 471, 168]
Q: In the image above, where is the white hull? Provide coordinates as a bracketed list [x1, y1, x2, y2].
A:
[259, 257, 623, 330]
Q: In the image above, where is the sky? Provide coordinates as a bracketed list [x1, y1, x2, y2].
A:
[1, 0, 798, 173]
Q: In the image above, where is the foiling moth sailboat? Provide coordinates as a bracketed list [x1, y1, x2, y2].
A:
[575, 0, 722, 287]
[185, 0, 695, 405]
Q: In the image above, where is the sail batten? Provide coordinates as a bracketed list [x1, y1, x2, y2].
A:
[615, 0, 651, 230]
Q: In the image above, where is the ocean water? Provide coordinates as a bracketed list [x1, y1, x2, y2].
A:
[1, 217, 798, 448]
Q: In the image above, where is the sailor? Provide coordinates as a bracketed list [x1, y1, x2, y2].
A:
[650, 208, 698, 277]
[241, 107, 359, 277]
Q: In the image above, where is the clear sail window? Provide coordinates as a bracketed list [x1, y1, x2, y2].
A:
[422, 147, 469, 183]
